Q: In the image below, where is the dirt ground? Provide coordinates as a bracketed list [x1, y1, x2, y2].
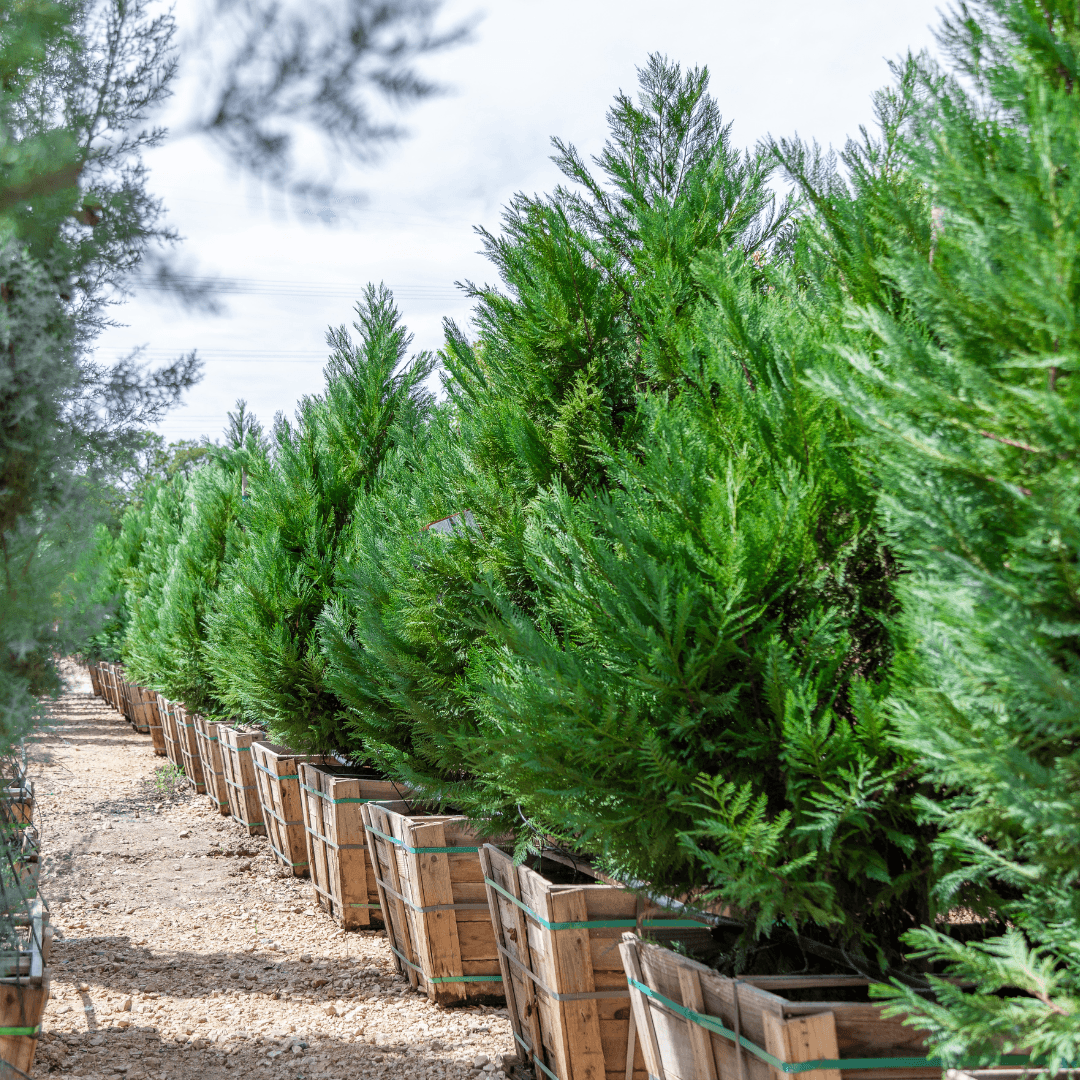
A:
[29, 665, 519, 1080]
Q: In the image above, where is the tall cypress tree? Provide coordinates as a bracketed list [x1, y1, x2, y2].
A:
[788, 0, 1080, 1061]
[207, 284, 435, 744]
[318, 57, 933, 973]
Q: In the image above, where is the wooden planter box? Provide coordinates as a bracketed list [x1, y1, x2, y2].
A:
[158, 696, 183, 770]
[298, 765, 405, 927]
[173, 706, 206, 794]
[101, 664, 119, 711]
[194, 716, 230, 814]
[88, 663, 102, 697]
[0, 900, 51, 1075]
[363, 802, 507, 1005]
[126, 683, 151, 734]
[119, 677, 135, 727]
[251, 744, 333, 877]
[144, 691, 166, 756]
[219, 726, 267, 835]
[619, 934, 940, 1080]
[481, 846, 711, 1080]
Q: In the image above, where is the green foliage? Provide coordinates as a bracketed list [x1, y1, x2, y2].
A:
[784, 0, 1080, 1063]
[207, 285, 435, 742]
[319, 56, 928, 972]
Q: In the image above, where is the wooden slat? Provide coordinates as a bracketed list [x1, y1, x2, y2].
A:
[363, 802, 419, 988]
[679, 966, 719, 1080]
[409, 819, 466, 1005]
[619, 936, 665, 1080]
[549, 888, 606, 1080]
[763, 1012, 842, 1080]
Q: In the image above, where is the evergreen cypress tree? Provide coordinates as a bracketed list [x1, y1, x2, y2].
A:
[207, 284, 435, 743]
[786, 0, 1080, 1060]
[320, 57, 786, 799]
[319, 57, 932, 973]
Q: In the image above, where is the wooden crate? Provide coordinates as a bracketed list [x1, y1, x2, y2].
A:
[0, 900, 51, 1075]
[173, 705, 206, 794]
[126, 682, 150, 734]
[618, 934, 941, 1080]
[158, 695, 183, 770]
[481, 846, 711, 1080]
[194, 715, 230, 814]
[119, 676, 134, 726]
[88, 663, 102, 698]
[298, 765, 406, 927]
[251, 744, 332, 877]
[219, 726, 267, 835]
[101, 664, 118, 711]
[144, 690, 167, 756]
[363, 802, 507, 1005]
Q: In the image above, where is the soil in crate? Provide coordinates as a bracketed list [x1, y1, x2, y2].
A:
[363, 802, 508, 1007]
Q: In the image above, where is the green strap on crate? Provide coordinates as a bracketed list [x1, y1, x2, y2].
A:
[0, 1025, 39, 1036]
[388, 944, 502, 985]
[513, 1031, 559, 1080]
[626, 976, 1048, 1073]
[304, 824, 367, 851]
[485, 877, 704, 932]
[375, 875, 489, 916]
[254, 761, 299, 782]
[300, 783, 370, 805]
[366, 825, 478, 854]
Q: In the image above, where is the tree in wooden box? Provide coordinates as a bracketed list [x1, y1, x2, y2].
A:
[220, 725, 267, 835]
[362, 803, 510, 1006]
[298, 763, 407, 927]
[194, 716, 230, 814]
[252, 743, 335, 876]
[481, 845, 711, 1080]
[618, 935, 950, 1080]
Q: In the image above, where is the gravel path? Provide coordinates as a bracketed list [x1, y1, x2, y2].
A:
[30, 666, 518, 1080]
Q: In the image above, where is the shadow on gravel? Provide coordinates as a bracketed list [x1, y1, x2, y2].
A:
[41, 935, 525, 1079]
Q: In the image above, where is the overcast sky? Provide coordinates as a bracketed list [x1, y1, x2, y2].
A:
[98, 0, 945, 445]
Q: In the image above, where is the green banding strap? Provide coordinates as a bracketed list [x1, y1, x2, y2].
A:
[375, 876, 490, 915]
[388, 944, 502, 985]
[513, 1032, 559, 1080]
[300, 783, 370, 804]
[496, 942, 628, 1002]
[308, 880, 380, 909]
[255, 761, 299, 782]
[626, 978, 1046, 1072]
[0, 823, 29, 831]
[0, 1025, 40, 1036]
[265, 834, 308, 869]
[367, 825, 478, 855]
[304, 824, 366, 851]
[485, 877, 705, 932]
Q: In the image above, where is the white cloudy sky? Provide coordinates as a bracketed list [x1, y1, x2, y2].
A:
[99, 0, 945, 444]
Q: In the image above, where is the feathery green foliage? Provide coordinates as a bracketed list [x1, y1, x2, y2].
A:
[319, 57, 930, 971]
[782, 0, 1080, 1061]
[207, 285, 435, 741]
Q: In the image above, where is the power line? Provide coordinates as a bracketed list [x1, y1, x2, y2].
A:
[136, 276, 465, 301]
